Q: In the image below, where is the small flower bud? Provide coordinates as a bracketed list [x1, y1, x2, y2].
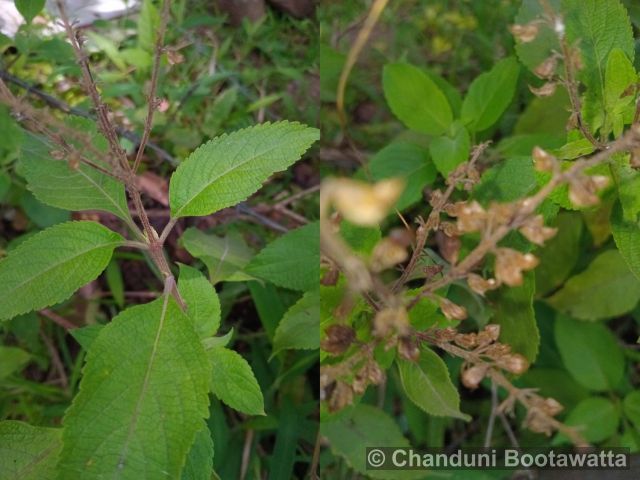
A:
[498, 353, 529, 374]
[467, 273, 499, 296]
[439, 297, 467, 321]
[454, 333, 477, 349]
[462, 364, 488, 389]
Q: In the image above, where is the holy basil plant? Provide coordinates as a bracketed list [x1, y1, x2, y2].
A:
[0, 121, 318, 479]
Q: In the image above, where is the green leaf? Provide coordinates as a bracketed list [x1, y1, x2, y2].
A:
[623, 391, 640, 431]
[0, 105, 24, 163]
[70, 324, 104, 351]
[535, 212, 583, 295]
[428, 122, 471, 177]
[474, 156, 536, 204]
[563, 0, 634, 129]
[547, 249, 640, 320]
[320, 404, 424, 480]
[461, 57, 520, 132]
[369, 142, 436, 211]
[58, 297, 211, 479]
[515, 89, 571, 136]
[269, 402, 300, 480]
[554, 315, 625, 391]
[19, 121, 131, 221]
[611, 155, 640, 223]
[178, 264, 221, 338]
[382, 63, 453, 135]
[397, 348, 471, 421]
[181, 424, 214, 480]
[611, 200, 640, 281]
[273, 290, 319, 356]
[202, 329, 233, 350]
[20, 191, 71, 228]
[407, 291, 444, 330]
[180, 228, 254, 284]
[207, 347, 264, 416]
[556, 397, 619, 444]
[105, 260, 125, 308]
[0, 346, 30, 380]
[0, 221, 123, 321]
[603, 48, 636, 137]
[0, 421, 62, 480]
[169, 122, 318, 218]
[245, 222, 319, 292]
[489, 272, 539, 362]
[138, 0, 159, 52]
[86, 31, 127, 71]
[340, 221, 381, 255]
[15, 0, 45, 23]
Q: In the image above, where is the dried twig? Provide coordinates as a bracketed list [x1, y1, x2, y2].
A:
[408, 126, 640, 309]
[393, 142, 490, 292]
[132, 0, 171, 173]
[0, 68, 177, 165]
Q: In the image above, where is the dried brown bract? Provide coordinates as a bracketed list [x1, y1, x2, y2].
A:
[461, 364, 488, 389]
[438, 297, 468, 321]
[568, 173, 609, 208]
[494, 248, 539, 287]
[398, 336, 421, 362]
[509, 22, 539, 43]
[450, 200, 487, 233]
[321, 325, 356, 355]
[467, 273, 499, 296]
[373, 306, 410, 337]
[370, 237, 409, 273]
[532, 146, 557, 172]
[435, 230, 461, 264]
[519, 214, 557, 246]
[534, 55, 558, 79]
[325, 178, 404, 226]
